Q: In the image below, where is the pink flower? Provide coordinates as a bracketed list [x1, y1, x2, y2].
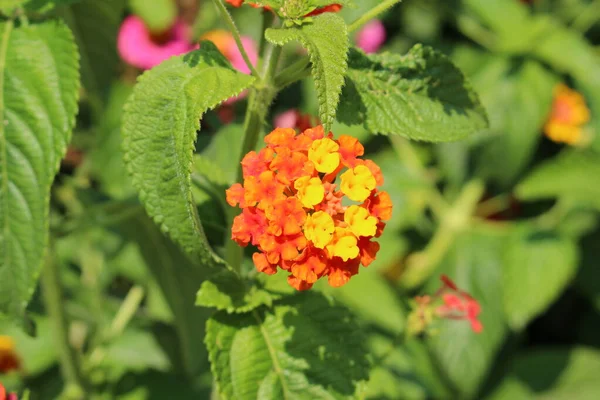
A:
[273, 110, 320, 131]
[200, 30, 258, 104]
[200, 30, 258, 74]
[117, 16, 196, 70]
[355, 20, 386, 54]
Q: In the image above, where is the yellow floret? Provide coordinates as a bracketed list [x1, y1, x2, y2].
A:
[303, 211, 335, 248]
[340, 165, 376, 202]
[308, 138, 340, 173]
[327, 228, 359, 261]
[294, 176, 325, 208]
[344, 205, 377, 237]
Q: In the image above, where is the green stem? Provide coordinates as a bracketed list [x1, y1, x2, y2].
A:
[211, 0, 261, 79]
[109, 286, 145, 338]
[41, 247, 86, 396]
[348, 0, 402, 32]
[257, 10, 275, 71]
[225, 43, 282, 271]
[401, 180, 485, 288]
[275, 57, 310, 89]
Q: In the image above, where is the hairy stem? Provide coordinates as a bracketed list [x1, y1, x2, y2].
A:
[211, 0, 261, 79]
[41, 246, 86, 395]
[348, 0, 402, 32]
[225, 42, 282, 271]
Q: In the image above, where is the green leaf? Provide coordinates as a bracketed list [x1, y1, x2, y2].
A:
[427, 229, 508, 398]
[196, 269, 288, 313]
[0, 0, 26, 14]
[365, 334, 451, 400]
[503, 228, 579, 331]
[129, 0, 177, 33]
[338, 45, 488, 142]
[60, 0, 126, 107]
[468, 56, 557, 185]
[266, 13, 349, 131]
[199, 123, 244, 184]
[24, 0, 81, 12]
[90, 82, 134, 198]
[323, 269, 406, 336]
[206, 292, 370, 400]
[119, 211, 213, 377]
[121, 43, 255, 265]
[490, 347, 600, 400]
[516, 150, 600, 210]
[530, 20, 600, 152]
[0, 21, 80, 318]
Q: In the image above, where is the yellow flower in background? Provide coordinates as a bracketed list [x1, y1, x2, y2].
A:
[544, 84, 590, 145]
[0, 335, 20, 373]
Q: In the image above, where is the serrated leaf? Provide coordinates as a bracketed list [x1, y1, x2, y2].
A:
[338, 45, 488, 142]
[503, 228, 579, 331]
[206, 292, 370, 400]
[0, 21, 80, 318]
[196, 269, 284, 313]
[121, 43, 254, 265]
[266, 13, 349, 131]
[516, 150, 600, 210]
[60, 0, 125, 106]
[119, 211, 213, 377]
[427, 229, 508, 397]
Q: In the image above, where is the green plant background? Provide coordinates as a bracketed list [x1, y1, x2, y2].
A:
[1, 0, 600, 399]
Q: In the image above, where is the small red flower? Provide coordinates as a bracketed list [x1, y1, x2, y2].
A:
[407, 275, 483, 334]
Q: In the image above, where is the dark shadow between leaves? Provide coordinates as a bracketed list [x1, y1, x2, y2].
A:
[511, 349, 572, 393]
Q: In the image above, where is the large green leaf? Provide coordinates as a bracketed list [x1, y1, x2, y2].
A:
[468, 56, 557, 185]
[266, 13, 349, 131]
[338, 45, 488, 141]
[206, 292, 370, 399]
[0, 21, 79, 318]
[119, 211, 213, 377]
[487, 347, 600, 400]
[196, 269, 292, 314]
[516, 150, 600, 210]
[427, 229, 508, 398]
[121, 44, 254, 265]
[503, 228, 579, 331]
[60, 0, 125, 107]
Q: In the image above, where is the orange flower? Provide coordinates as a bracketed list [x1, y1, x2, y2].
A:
[227, 125, 391, 290]
[0, 336, 20, 374]
[544, 83, 590, 145]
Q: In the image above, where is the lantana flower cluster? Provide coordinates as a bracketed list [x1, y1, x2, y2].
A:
[544, 83, 590, 145]
[408, 275, 483, 335]
[226, 126, 392, 290]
